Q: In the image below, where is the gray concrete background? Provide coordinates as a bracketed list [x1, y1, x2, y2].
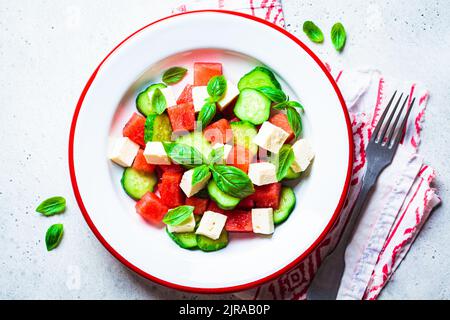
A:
[0, 0, 448, 299]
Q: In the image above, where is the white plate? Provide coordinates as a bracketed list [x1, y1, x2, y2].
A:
[69, 10, 353, 293]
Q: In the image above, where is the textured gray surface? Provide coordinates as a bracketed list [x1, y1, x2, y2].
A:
[0, 0, 448, 300]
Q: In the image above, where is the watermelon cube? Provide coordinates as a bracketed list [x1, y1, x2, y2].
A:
[157, 164, 184, 173]
[223, 210, 252, 232]
[135, 192, 168, 225]
[123, 112, 146, 147]
[204, 119, 232, 144]
[207, 201, 226, 214]
[269, 113, 294, 141]
[194, 62, 223, 86]
[236, 197, 254, 209]
[248, 183, 282, 209]
[226, 145, 253, 173]
[132, 149, 155, 174]
[185, 197, 209, 215]
[176, 84, 193, 104]
[158, 171, 184, 208]
[167, 103, 195, 132]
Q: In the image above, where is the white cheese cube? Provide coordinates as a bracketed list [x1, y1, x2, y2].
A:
[192, 86, 209, 113]
[252, 208, 274, 235]
[108, 137, 139, 167]
[291, 139, 314, 173]
[180, 168, 211, 197]
[195, 211, 227, 240]
[211, 143, 233, 164]
[167, 212, 196, 233]
[248, 162, 277, 186]
[217, 81, 239, 110]
[253, 121, 289, 154]
[143, 141, 171, 165]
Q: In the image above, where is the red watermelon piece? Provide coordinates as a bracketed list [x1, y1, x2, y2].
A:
[176, 84, 193, 104]
[157, 164, 184, 173]
[236, 197, 254, 209]
[207, 201, 226, 214]
[123, 112, 146, 147]
[132, 149, 155, 174]
[248, 183, 282, 209]
[223, 210, 252, 232]
[194, 62, 223, 86]
[158, 171, 184, 208]
[269, 113, 294, 141]
[167, 103, 195, 132]
[204, 119, 232, 144]
[226, 145, 253, 173]
[185, 197, 209, 215]
[135, 192, 168, 225]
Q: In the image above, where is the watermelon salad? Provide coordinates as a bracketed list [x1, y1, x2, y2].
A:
[108, 62, 314, 252]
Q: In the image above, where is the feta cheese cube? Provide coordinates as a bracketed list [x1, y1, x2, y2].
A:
[167, 212, 196, 233]
[108, 137, 139, 167]
[192, 86, 209, 112]
[147, 87, 177, 108]
[291, 139, 314, 173]
[180, 168, 211, 197]
[217, 81, 239, 110]
[143, 141, 171, 165]
[211, 143, 233, 164]
[253, 121, 289, 154]
[195, 211, 227, 240]
[251, 208, 274, 235]
[248, 162, 278, 186]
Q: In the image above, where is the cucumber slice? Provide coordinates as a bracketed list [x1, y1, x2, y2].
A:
[273, 186, 296, 225]
[238, 66, 281, 91]
[234, 88, 271, 125]
[197, 229, 228, 252]
[230, 121, 258, 155]
[121, 168, 157, 200]
[284, 167, 302, 180]
[207, 180, 240, 210]
[144, 113, 172, 143]
[136, 83, 167, 116]
[176, 131, 212, 161]
[166, 228, 198, 250]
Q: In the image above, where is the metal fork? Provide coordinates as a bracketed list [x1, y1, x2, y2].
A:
[307, 91, 416, 300]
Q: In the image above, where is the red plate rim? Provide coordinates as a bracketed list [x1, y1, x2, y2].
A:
[68, 9, 354, 294]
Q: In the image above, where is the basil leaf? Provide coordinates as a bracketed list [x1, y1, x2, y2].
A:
[36, 196, 66, 216]
[208, 147, 224, 164]
[163, 205, 194, 226]
[45, 224, 64, 251]
[198, 100, 216, 129]
[162, 66, 187, 85]
[287, 107, 303, 139]
[207, 75, 227, 101]
[331, 22, 346, 52]
[273, 100, 305, 113]
[163, 142, 204, 167]
[275, 145, 295, 181]
[152, 88, 167, 115]
[256, 87, 287, 103]
[210, 165, 254, 199]
[192, 165, 211, 186]
[303, 21, 324, 43]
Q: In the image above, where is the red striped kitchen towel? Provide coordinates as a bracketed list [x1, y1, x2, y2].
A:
[172, 0, 441, 300]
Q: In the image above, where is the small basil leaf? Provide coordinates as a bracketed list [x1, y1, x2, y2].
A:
[286, 107, 303, 139]
[275, 145, 295, 181]
[163, 205, 194, 226]
[210, 165, 254, 199]
[303, 21, 324, 43]
[192, 165, 211, 186]
[45, 224, 64, 251]
[272, 101, 289, 110]
[36, 196, 66, 216]
[331, 22, 346, 52]
[198, 101, 217, 129]
[207, 75, 227, 100]
[162, 142, 204, 167]
[287, 101, 305, 113]
[162, 67, 187, 85]
[256, 87, 287, 103]
[152, 88, 167, 115]
[208, 147, 224, 164]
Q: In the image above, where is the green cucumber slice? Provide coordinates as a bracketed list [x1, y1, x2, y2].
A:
[273, 186, 296, 225]
[121, 168, 157, 200]
[196, 229, 228, 252]
[237, 66, 281, 91]
[234, 88, 271, 125]
[230, 121, 258, 155]
[166, 228, 198, 250]
[207, 180, 240, 210]
[136, 83, 167, 116]
[284, 167, 302, 180]
[144, 113, 172, 143]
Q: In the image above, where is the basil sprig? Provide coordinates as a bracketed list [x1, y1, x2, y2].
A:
[163, 142, 204, 168]
[331, 22, 346, 52]
[163, 205, 194, 226]
[36, 196, 66, 216]
[208, 147, 225, 164]
[256, 86, 287, 103]
[152, 88, 167, 115]
[303, 21, 324, 43]
[210, 164, 254, 199]
[45, 224, 64, 251]
[198, 100, 217, 128]
[207, 75, 227, 101]
[273, 100, 304, 138]
[162, 66, 187, 85]
[192, 164, 211, 186]
[275, 145, 295, 181]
